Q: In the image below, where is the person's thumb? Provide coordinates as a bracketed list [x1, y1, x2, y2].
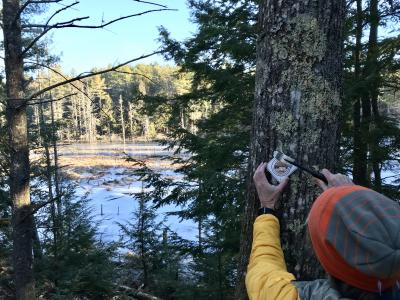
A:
[316, 169, 331, 191]
[321, 169, 333, 178]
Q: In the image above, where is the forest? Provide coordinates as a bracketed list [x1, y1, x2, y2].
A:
[0, 0, 400, 299]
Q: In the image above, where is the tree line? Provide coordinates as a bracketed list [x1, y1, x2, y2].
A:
[29, 64, 204, 144]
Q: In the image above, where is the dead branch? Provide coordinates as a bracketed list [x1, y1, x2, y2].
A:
[21, 13, 87, 57]
[21, 6, 174, 57]
[117, 285, 161, 300]
[46, 1, 80, 25]
[25, 61, 117, 122]
[27, 93, 77, 106]
[132, 0, 168, 9]
[27, 51, 161, 100]
[17, 194, 63, 226]
[113, 70, 156, 84]
[15, 0, 63, 22]
[23, 8, 175, 29]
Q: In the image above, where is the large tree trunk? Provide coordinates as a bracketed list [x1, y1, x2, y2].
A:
[2, 0, 35, 299]
[234, 0, 345, 298]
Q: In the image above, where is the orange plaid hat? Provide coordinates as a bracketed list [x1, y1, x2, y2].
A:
[308, 185, 400, 293]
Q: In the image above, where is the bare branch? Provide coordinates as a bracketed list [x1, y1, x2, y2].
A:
[132, 0, 168, 9]
[27, 51, 161, 100]
[46, 1, 80, 26]
[117, 285, 161, 300]
[20, 7, 174, 56]
[25, 60, 156, 123]
[21, 28, 51, 57]
[18, 194, 63, 225]
[27, 93, 78, 106]
[21, 16, 88, 57]
[22, 8, 175, 29]
[25, 61, 111, 120]
[113, 70, 156, 84]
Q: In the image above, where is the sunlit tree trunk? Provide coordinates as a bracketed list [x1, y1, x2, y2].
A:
[2, 0, 35, 298]
[128, 102, 134, 141]
[50, 98, 62, 220]
[234, 0, 345, 298]
[119, 95, 126, 147]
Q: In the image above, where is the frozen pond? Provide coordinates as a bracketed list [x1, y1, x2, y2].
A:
[59, 142, 197, 242]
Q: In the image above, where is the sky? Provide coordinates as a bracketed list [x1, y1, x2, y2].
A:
[39, 0, 196, 73]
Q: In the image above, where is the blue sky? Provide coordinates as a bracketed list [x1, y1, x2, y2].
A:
[40, 0, 195, 73]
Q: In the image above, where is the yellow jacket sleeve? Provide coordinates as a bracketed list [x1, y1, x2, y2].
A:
[245, 214, 300, 300]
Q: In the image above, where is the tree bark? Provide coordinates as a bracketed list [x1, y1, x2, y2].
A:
[234, 0, 345, 298]
[3, 0, 35, 298]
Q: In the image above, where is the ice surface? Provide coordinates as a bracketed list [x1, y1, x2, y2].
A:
[60, 143, 197, 243]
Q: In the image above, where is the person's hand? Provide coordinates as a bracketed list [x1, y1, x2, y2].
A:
[253, 162, 289, 209]
[315, 169, 354, 191]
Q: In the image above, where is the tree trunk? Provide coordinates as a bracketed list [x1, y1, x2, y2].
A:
[3, 0, 35, 298]
[39, 102, 58, 255]
[366, 0, 382, 192]
[129, 102, 134, 141]
[34, 105, 41, 145]
[119, 95, 126, 148]
[32, 218, 42, 260]
[234, 0, 345, 298]
[50, 98, 63, 228]
[352, 0, 369, 186]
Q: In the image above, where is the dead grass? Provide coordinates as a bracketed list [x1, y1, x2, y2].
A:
[59, 155, 182, 181]
[59, 155, 178, 169]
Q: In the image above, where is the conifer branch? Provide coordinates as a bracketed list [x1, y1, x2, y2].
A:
[15, 0, 63, 22]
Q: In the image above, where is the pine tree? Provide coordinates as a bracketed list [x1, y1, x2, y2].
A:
[34, 186, 116, 299]
[89, 75, 115, 140]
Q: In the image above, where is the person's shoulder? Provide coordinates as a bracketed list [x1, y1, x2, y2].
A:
[292, 279, 351, 300]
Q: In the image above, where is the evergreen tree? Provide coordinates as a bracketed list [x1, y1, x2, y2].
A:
[34, 186, 116, 299]
[117, 187, 190, 299]
[342, 0, 400, 197]
[89, 75, 115, 140]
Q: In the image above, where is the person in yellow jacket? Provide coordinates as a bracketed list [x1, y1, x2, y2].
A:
[246, 162, 400, 300]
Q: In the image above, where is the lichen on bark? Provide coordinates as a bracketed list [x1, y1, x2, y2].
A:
[235, 1, 345, 296]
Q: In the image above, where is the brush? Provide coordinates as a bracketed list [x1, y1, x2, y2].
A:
[273, 151, 328, 185]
